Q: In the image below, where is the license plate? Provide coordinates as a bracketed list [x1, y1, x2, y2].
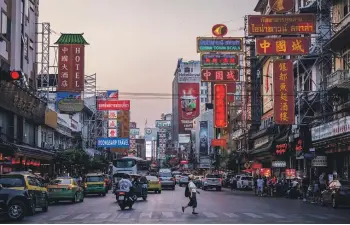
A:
[119, 196, 125, 200]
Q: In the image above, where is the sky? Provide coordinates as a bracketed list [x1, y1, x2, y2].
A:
[39, 0, 257, 133]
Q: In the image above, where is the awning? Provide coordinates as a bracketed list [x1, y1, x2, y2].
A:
[0, 140, 20, 155]
[250, 142, 273, 155]
[15, 144, 54, 161]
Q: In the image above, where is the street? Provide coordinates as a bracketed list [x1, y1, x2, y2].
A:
[21, 187, 349, 224]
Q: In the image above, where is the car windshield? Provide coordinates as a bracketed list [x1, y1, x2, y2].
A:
[0, 176, 25, 188]
[159, 172, 172, 177]
[114, 159, 136, 168]
[206, 174, 220, 178]
[241, 177, 253, 180]
[86, 176, 104, 182]
[146, 176, 158, 181]
[51, 179, 71, 185]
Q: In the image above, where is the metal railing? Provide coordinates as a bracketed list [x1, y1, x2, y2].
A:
[326, 70, 350, 89]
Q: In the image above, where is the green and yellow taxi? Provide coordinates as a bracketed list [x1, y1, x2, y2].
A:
[0, 171, 48, 216]
[84, 173, 107, 196]
[146, 175, 162, 193]
[47, 177, 84, 203]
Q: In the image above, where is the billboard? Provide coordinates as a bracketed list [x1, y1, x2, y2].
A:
[214, 84, 227, 128]
[273, 59, 295, 125]
[107, 90, 119, 99]
[57, 44, 85, 92]
[130, 128, 140, 136]
[201, 69, 239, 82]
[247, 14, 316, 36]
[96, 137, 129, 148]
[256, 37, 310, 56]
[211, 139, 227, 147]
[263, 59, 274, 114]
[177, 73, 201, 83]
[56, 92, 83, 114]
[97, 100, 130, 111]
[108, 119, 118, 128]
[144, 128, 159, 141]
[200, 53, 239, 68]
[108, 110, 118, 119]
[178, 83, 200, 133]
[269, 0, 295, 13]
[129, 122, 137, 129]
[108, 129, 118, 137]
[155, 120, 171, 128]
[146, 141, 152, 158]
[199, 121, 208, 156]
[196, 37, 243, 52]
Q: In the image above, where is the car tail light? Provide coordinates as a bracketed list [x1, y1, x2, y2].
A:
[119, 192, 125, 195]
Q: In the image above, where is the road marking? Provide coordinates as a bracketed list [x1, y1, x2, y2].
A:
[118, 212, 131, 219]
[243, 213, 263, 218]
[95, 213, 112, 219]
[223, 213, 239, 218]
[50, 215, 69, 221]
[203, 212, 218, 218]
[263, 213, 285, 219]
[162, 212, 174, 218]
[73, 214, 90, 220]
[140, 212, 153, 218]
[307, 214, 328, 220]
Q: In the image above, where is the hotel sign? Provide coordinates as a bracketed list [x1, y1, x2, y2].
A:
[247, 14, 316, 36]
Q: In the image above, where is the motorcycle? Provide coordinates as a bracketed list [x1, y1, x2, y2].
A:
[116, 191, 136, 210]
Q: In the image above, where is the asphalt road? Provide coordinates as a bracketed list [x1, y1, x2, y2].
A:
[17, 187, 350, 224]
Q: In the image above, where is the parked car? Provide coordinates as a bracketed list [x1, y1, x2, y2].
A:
[321, 180, 350, 208]
[0, 184, 33, 221]
[146, 175, 162, 193]
[236, 175, 254, 189]
[0, 171, 48, 216]
[159, 171, 175, 190]
[179, 175, 189, 187]
[47, 177, 84, 203]
[202, 174, 222, 191]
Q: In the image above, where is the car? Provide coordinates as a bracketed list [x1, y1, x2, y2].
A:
[47, 177, 84, 203]
[158, 171, 175, 190]
[146, 175, 162, 193]
[84, 173, 108, 196]
[179, 175, 189, 187]
[202, 174, 222, 191]
[236, 175, 254, 189]
[321, 180, 350, 208]
[0, 171, 48, 216]
[0, 184, 33, 221]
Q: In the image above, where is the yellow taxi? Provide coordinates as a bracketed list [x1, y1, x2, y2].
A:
[84, 173, 107, 196]
[47, 177, 84, 203]
[146, 175, 161, 193]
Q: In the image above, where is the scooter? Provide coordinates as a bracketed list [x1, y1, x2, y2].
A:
[116, 191, 137, 210]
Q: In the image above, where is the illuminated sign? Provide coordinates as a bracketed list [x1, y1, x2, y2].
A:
[200, 53, 239, 68]
[201, 69, 239, 82]
[247, 14, 316, 36]
[212, 24, 228, 37]
[214, 84, 227, 128]
[197, 37, 243, 53]
[97, 100, 130, 111]
[256, 37, 310, 56]
[211, 139, 227, 147]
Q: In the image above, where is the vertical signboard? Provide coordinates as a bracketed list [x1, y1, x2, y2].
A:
[199, 121, 209, 156]
[263, 59, 273, 114]
[178, 83, 200, 133]
[273, 59, 295, 125]
[214, 84, 228, 128]
[57, 45, 85, 92]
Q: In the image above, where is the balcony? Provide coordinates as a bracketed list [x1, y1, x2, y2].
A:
[326, 70, 350, 90]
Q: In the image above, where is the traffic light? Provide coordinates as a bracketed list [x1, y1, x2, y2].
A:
[0, 70, 23, 82]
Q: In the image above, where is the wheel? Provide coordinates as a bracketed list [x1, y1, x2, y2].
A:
[158, 190, 162, 194]
[120, 205, 125, 210]
[172, 186, 175, 190]
[102, 192, 106, 197]
[72, 193, 78, 203]
[42, 198, 49, 212]
[129, 203, 133, 209]
[142, 196, 147, 200]
[7, 200, 26, 221]
[28, 199, 36, 216]
[216, 187, 221, 191]
[332, 197, 338, 208]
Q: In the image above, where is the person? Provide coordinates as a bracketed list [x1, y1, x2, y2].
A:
[118, 174, 134, 200]
[302, 175, 309, 202]
[230, 176, 237, 191]
[253, 176, 258, 195]
[182, 175, 200, 215]
[319, 173, 326, 192]
[257, 176, 264, 196]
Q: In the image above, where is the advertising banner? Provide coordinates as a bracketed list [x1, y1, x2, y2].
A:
[201, 69, 239, 82]
[108, 129, 118, 137]
[130, 128, 140, 136]
[177, 73, 201, 83]
[200, 53, 239, 68]
[199, 121, 208, 156]
[129, 122, 137, 129]
[214, 84, 228, 128]
[155, 120, 171, 128]
[211, 139, 227, 147]
[97, 100, 130, 111]
[256, 37, 310, 56]
[56, 92, 83, 114]
[108, 119, 118, 128]
[263, 59, 273, 114]
[108, 110, 118, 119]
[273, 59, 295, 125]
[178, 83, 200, 133]
[96, 137, 129, 148]
[197, 37, 243, 52]
[269, 0, 295, 13]
[107, 90, 119, 99]
[57, 44, 85, 92]
[248, 14, 316, 36]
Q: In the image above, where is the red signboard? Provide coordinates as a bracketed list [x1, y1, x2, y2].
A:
[201, 69, 239, 82]
[273, 59, 295, 125]
[213, 82, 236, 102]
[97, 100, 130, 111]
[256, 37, 310, 56]
[268, 0, 295, 13]
[285, 169, 296, 179]
[214, 84, 227, 128]
[212, 24, 228, 37]
[248, 14, 316, 36]
[211, 139, 227, 147]
[57, 44, 85, 92]
[276, 143, 287, 155]
[178, 83, 200, 133]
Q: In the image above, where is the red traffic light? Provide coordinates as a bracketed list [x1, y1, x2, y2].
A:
[10, 71, 21, 80]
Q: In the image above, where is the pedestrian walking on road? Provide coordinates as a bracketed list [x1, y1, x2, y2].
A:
[182, 175, 200, 215]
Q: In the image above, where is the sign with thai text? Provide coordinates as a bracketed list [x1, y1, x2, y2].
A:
[201, 69, 239, 82]
[96, 137, 129, 148]
[248, 14, 316, 36]
[177, 73, 201, 83]
[211, 139, 227, 147]
[197, 37, 243, 52]
[273, 59, 295, 125]
[214, 84, 227, 128]
[155, 120, 171, 128]
[200, 53, 239, 68]
[97, 100, 130, 111]
[269, 0, 295, 13]
[256, 37, 310, 55]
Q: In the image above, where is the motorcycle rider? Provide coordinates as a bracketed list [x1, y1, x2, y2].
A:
[118, 174, 134, 201]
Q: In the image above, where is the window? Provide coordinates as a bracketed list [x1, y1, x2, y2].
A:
[24, 35, 29, 61]
[21, 0, 24, 25]
[86, 176, 104, 182]
[1, 11, 11, 41]
[20, 36, 24, 70]
[191, 68, 193, 72]
[52, 179, 71, 185]
[28, 177, 38, 186]
[0, 176, 25, 188]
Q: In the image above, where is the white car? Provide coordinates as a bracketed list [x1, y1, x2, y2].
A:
[236, 175, 254, 189]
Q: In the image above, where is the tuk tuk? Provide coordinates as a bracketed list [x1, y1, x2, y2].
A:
[130, 174, 148, 201]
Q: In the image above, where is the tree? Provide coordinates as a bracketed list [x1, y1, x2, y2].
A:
[226, 151, 238, 171]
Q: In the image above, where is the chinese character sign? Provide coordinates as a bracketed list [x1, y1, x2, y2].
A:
[214, 84, 227, 128]
[273, 59, 295, 125]
[256, 37, 310, 56]
[201, 53, 239, 68]
[201, 69, 239, 82]
[268, 0, 295, 13]
[248, 14, 316, 36]
[57, 44, 85, 92]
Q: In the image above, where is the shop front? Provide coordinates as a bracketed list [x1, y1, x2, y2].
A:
[249, 134, 273, 167]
